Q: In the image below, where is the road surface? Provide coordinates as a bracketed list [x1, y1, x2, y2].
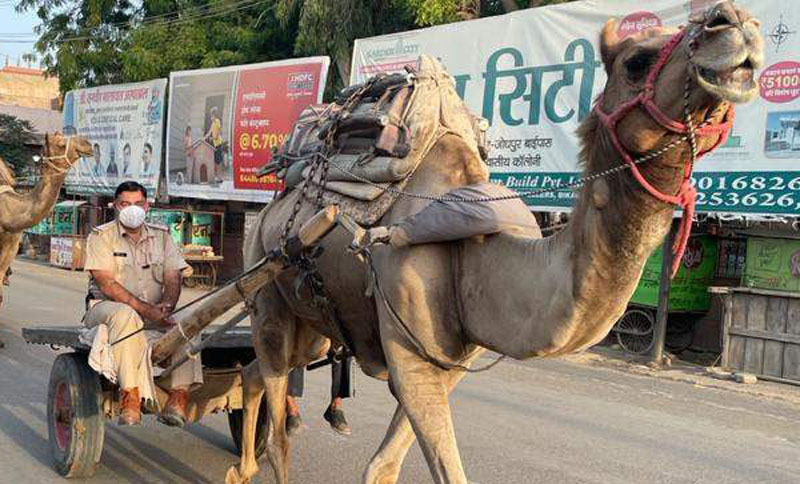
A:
[1, 258, 799, 483]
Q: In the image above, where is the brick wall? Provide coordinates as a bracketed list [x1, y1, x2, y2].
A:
[0, 66, 59, 110]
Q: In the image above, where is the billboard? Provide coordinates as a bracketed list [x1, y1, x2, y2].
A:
[166, 57, 330, 202]
[62, 79, 167, 197]
[351, 0, 800, 217]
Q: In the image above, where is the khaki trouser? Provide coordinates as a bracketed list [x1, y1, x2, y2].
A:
[84, 301, 203, 391]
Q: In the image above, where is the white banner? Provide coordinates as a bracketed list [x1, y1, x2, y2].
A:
[62, 79, 167, 197]
[352, 0, 800, 216]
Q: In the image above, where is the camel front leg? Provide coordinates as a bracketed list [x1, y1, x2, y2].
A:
[226, 362, 265, 484]
[364, 350, 483, 484]
[380, 333, 469, 484]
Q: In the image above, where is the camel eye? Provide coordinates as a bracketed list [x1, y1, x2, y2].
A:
[624, 50, 657, 82]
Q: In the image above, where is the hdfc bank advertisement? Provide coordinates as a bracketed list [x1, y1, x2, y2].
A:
[166, 57, 329, 202]
[352, 0, 800, 217]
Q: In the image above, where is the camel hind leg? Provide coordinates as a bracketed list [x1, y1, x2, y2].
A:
[225, 361, 266, 484]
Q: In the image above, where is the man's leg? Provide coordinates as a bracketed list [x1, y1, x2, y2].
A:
[285, 366, 304, 436]
[324, 356, 352, 435]
[158, 340, 203, 427]
[84, 301, 148, 426]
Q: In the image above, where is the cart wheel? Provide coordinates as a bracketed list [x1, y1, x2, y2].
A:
[228, 395, 267, 459]
[614, 309, 655, 355]
[47, 353, 105, 478]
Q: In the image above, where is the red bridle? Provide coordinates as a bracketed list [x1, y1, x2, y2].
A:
[594, 29, 735, 277]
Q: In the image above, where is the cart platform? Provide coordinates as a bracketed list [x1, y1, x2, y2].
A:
[22, 325, 252, 351]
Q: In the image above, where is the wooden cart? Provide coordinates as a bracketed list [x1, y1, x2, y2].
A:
[19, 206, 340, 478]
[22, 325, 268, 478]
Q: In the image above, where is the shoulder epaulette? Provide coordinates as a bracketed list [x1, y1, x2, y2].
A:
[91, 221, 117, 233]
[145, 222, 169, 232]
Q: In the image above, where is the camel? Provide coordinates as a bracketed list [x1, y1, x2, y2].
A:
[0, 133, 93, 316]
[228, 2, 764, 483]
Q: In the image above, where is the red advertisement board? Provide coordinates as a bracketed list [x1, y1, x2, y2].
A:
[233, 63, 325, 191]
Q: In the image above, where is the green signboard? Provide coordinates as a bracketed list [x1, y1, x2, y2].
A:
[191, 213, 213, 246]
[146, 210, 184, 246]
[52, 205, 76, 235]
[743, 237, 800, 293]
[630, 236, 718, 312]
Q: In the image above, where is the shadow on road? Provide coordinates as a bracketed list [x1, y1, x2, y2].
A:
[0, 404, 52, 470]
[104, 428, 216, 484]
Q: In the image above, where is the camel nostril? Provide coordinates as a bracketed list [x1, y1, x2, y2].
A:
[707, 14, 733, 30]
[704, 1, 741, 31]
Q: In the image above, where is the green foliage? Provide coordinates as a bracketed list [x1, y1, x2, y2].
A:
[0, 114, 38, 177]
[17, 0, 577, 95]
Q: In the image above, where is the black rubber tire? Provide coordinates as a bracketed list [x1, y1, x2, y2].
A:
[228, 395, 267, 459]
[47, 353, 105, 478]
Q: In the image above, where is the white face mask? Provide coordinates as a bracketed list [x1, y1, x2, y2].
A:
[118, 205, 146, 229]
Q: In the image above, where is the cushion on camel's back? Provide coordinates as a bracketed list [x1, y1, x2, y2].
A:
[263, 55, 488, 225]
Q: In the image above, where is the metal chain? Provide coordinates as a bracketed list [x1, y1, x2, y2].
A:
[279, 121, 713, 205]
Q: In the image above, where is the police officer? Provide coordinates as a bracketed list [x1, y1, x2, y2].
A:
[83, 181, 202, 427]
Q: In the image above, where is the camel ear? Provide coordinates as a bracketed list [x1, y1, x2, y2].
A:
[600, 19, 634, 75]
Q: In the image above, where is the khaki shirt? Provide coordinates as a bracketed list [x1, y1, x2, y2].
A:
[84, 221, 188, 304]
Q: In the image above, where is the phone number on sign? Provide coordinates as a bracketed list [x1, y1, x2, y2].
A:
[690, 174, 800, 210]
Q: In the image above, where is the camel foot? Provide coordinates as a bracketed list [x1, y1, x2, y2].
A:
[0, 338, 4, 349]
[224, 465, 253, 484]
[363, 461, 401, 484]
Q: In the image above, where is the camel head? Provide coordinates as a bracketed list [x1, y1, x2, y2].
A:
[43, 132, 93, 173]
[596, 1, 763, 167]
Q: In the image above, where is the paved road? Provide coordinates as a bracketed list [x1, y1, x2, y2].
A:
[1, 258, 800, 483]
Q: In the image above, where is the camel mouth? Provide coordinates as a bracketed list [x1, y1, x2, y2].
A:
[694, 58, 758, 103]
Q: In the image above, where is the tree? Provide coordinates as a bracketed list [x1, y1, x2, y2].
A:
[17, 0, 576, 95]
[0, 114, 38, 178]
[16, 0, 299, 93]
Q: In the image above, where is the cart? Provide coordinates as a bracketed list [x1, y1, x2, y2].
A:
[19, 206, 340, 478]
[22, 325, 267, 478]
[611, 236, 718, 355]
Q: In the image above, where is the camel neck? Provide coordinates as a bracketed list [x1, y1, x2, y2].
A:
[0, 170, 67, 233]
[458, 130, 681, 360]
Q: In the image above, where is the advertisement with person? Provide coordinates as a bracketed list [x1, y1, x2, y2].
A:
[62, 79, 167, 197]
[166, 57, 330, 202]
[351, 0, 800, 217]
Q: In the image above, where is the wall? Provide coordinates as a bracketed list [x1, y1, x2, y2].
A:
[0, 66, 59, 110]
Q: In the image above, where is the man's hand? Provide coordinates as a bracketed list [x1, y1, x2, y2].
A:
[139, 303, 172, 328]
[154, 302, 176, 328]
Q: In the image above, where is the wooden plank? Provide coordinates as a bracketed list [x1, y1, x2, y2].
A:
[728, 328, 800, 345]
[23, 325, 253, 350]
[763, 297, 788, 377]
[720, 294, 733, 367]
[784, 300, 800, 380]
[746, 295, 767, 330]
[728, 335, 746, 371]
[743, 338, 765, 374]
[742, 295, 765, 374]
[731, 294, 748, 328]
[783, 344, 800, 380]
[786, 300, 800, 334]
[728, 287, 800, 299]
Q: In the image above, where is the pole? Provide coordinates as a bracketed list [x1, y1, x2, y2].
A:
[651, 220, 678, 364]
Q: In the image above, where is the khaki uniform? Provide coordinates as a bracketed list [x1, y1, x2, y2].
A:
[83, 221, 203, 393]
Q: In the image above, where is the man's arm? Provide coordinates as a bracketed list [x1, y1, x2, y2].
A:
[158, 269, 182, 313]
[91, 269, 168, 324]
